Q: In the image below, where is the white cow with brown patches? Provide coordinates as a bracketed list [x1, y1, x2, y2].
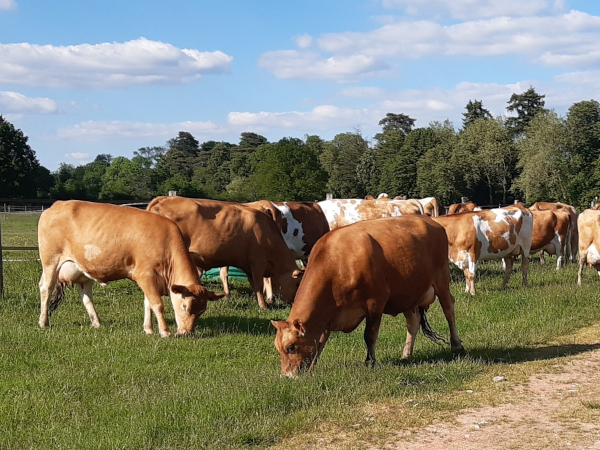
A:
[577, 209, 600, 285]
[317, 198, 422, 231]
[433, 203, 533, 295]
[37, 200, 224, 336]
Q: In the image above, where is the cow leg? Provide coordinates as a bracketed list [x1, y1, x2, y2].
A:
[248, 270, 267, 310]
[263, 277, 274, 304]
[138, 279, 171, 337]
[364, 312, 383, 367]
[463, 266, 476, 295]
[502, 256, 513, 289]
[77, 280, 100, 328]
[578, 250, 587, 286]
[521, 256, 529, 286]
[435, 285, 464, 355]
[219, 267, 231, 297]
[401, 308, 420, 359]
[539, 251, 546, 264]
[38, 267, 58, 328]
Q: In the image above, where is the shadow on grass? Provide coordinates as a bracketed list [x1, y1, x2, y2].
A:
[194, 315, 277, 338]
[382, 341, 600, 367]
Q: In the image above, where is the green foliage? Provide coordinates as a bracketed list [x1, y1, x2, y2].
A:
[158, 131, 200, 180]
[194, 142, 233, 196]
[248, 137, 327, 201]
[379, 128, 440, 197]
[457, 117, 516, 204]
[514, 110, 570, 204]
[320, 131, 369, 198]
[506, 86, 547, 137]
[0, 115, 42, 198]
[462, 99, 492, 128]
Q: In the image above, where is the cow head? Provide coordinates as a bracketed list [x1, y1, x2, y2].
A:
[271, 319, 317, 377]
[170, 284, 225, 335]
[272, 269, 304, 304]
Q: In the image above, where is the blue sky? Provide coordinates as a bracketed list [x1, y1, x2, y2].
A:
[1, 0, 600, 170]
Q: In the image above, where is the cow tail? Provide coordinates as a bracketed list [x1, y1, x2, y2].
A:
[418, 307, 448, 345]
[48, 282, 67, 316]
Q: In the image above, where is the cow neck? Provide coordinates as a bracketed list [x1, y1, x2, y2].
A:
[165, 246, 198, 290]
[288, 287, 335, 342]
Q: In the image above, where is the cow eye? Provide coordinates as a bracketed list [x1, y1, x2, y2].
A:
[286, 344, 296, 354]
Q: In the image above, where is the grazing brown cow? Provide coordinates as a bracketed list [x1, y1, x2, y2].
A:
[37, 200, 223, 337]
[432, 204, 533, 295]
[577, 209, 600, 285]
[530, 210, 570, 268]
[447, 201, 479, 214]
[317, 198, 423, 231]
[219, 200, 330, 299]
[530, 202, 578, 262]
[147, 196, 303, 309]
[271, 215, 464, 377]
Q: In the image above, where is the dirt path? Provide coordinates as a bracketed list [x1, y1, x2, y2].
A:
[377, 348, 600, 449]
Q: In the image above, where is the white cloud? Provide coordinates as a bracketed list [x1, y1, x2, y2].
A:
[555, 69, 600, 88]
[258, 50, 391, 82]
[0, 37, 233, 89]
[55, 119, 225, 141]
[381, 0, 564, 20]
[294, 34, 313, 49]
[0, 0, 16, 10]
[339, 87, 387, 98]
[65, 152, 89, 160]
[261, 10, 600, 81]
[0, 91, 59, 114]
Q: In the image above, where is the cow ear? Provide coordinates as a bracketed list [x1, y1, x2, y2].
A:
[292, 269, 304, 279]
[271, 320, 287, 331]
[206, 291, 226, 301]
[171, 285, 187, 295]
[292, 319, 305, 336]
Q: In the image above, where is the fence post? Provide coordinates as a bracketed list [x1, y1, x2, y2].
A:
[0, 218, 4, 297]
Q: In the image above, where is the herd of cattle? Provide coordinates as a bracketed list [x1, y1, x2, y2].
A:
[35, 195, 600, 376]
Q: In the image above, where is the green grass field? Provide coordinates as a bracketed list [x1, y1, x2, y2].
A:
[1, 213, 600, 449]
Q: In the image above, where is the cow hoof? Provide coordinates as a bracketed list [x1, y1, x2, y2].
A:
[91, 322, 101, 329]
[159, 331, 172, 338]
[144, 328, 154, 335]
[452, 345, 466, 356]
[38, 321, 49, 328]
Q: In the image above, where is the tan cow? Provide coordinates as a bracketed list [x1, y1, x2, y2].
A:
[577, 209, 600, 285]
[37, 200, 223, 337]
[317, 198, 422, 231]
[530, 210, 570, 269]
[219, 200, 330, 298]
[147, 196, 303, 309]
[433, 203, 533, 295]
[271, 215, 464, 377]
[415, 197, 442, 217]
[447, 201, 479, 214]
[530, 202, 578, 262]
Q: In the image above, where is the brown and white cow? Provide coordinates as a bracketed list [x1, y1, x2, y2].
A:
[433, 203, 533, 295]
[37, 200, 224, 337]
[447, 201, 480, 214]
[271, 215, 464, 377]
[317, 198, 422, 231]
[577, 209, 600, 285]
[147, 196, 303, 309]
[530, 210, 570, 269]
[530, 202, 578, 262]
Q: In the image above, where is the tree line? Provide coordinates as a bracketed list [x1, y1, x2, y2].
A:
[2, 86, 599, 209]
